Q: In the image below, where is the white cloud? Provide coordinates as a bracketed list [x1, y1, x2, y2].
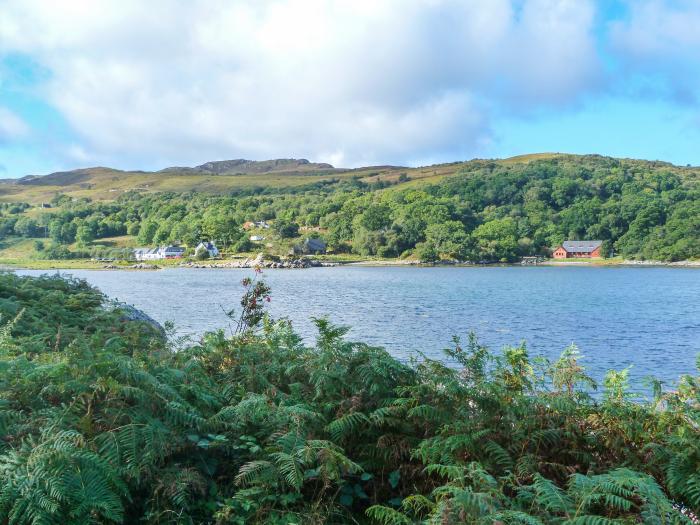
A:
[610, 0, 700, 58]
[609, 0, 700, 103]
[0, 0, 600, 168]
[0, 107, 29, 143]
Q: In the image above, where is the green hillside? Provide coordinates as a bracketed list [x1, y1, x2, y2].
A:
[0, 153, 698, 264]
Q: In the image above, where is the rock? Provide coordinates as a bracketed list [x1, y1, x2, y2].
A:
[129, 263, 161, 270]
[169, 254, 334, 270]
[113, 303, 166, 337]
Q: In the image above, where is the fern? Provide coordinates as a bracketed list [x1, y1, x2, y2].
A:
[366, 505, 413, 525]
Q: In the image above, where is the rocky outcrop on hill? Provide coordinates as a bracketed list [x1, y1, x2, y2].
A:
[161, 158, 335, 175]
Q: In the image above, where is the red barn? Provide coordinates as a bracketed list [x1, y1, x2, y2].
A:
[553, 240, 603, 259]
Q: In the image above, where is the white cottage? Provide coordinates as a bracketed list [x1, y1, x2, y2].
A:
[195, 241, 219, 257]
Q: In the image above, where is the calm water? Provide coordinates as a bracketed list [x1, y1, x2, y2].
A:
[16, 266, 700, 387]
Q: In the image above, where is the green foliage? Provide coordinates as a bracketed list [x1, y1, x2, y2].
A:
[194, 248, 210, 260]
[0, 273, 698, 524]
[272, 219, 300, 239]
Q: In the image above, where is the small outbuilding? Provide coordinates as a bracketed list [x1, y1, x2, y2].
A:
[553, 240, 603, 259]
[291, 237, 327, 255]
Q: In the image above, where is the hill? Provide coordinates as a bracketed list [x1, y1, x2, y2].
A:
[1, 153, 698, 206]
[0, 153, 698, 263]
[159, 158, 335, 174]
[0, 154, 595, 203]
[0, 157, 409, 203]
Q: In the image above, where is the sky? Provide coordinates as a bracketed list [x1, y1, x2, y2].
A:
[1, 0, 700, 177]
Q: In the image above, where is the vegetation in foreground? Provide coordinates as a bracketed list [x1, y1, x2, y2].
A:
[0, 271, 699, 524]
[0, 154, 699, 264]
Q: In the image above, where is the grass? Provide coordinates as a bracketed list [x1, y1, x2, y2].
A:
[0, 258, 107, 270]
[540, 256, 656, 266]
[87, 235, 137, 248]
[0, 238, 42, 259]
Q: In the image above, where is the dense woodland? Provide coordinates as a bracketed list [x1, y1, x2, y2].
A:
[0, 272, 699, 524]
[0, 155, 699, 261]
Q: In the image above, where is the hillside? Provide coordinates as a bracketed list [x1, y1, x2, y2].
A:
[1, 153, 698, 206]
[0, 154, 597, 203]
[0, 153, 698, 264]
[0, 157, 413, 203]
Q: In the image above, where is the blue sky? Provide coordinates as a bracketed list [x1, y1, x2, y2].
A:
[1, 0, 700, 177]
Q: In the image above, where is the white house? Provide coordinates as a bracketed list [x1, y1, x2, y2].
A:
[195, 241, 219, 257]
[133, 248, 149, 261]
[133, 245, 185, 260]
[250, 235, 265, 242]
[134, 247, 161, 261]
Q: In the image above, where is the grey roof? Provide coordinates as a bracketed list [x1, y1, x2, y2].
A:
[561, 240, 602, 253]
[304, 238, 326, 252]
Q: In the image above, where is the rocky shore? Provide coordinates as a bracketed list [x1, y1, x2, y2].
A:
[621, 259, 700, 267]
[179, 253, 338, 269]
[97, 255, 699, 271]
[103, 263, 162, 270]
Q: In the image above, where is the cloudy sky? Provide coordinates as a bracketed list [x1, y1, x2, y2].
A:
[1, 0, 700, 176]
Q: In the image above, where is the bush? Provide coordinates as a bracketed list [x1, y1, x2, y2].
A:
[195, 248, 210, 260]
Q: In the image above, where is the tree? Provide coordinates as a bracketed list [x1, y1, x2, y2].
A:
[423, 221, 470, 260]
[137, 219, 158, 245]
[273, 219, 300, 239]
[357, 203, 392, 231]
[13, 216, 40, 237]
[75, 224, 96, 246]
[471, 217, 519, 262]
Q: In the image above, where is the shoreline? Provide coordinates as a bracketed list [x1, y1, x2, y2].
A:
[2, 257, 699, 271]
